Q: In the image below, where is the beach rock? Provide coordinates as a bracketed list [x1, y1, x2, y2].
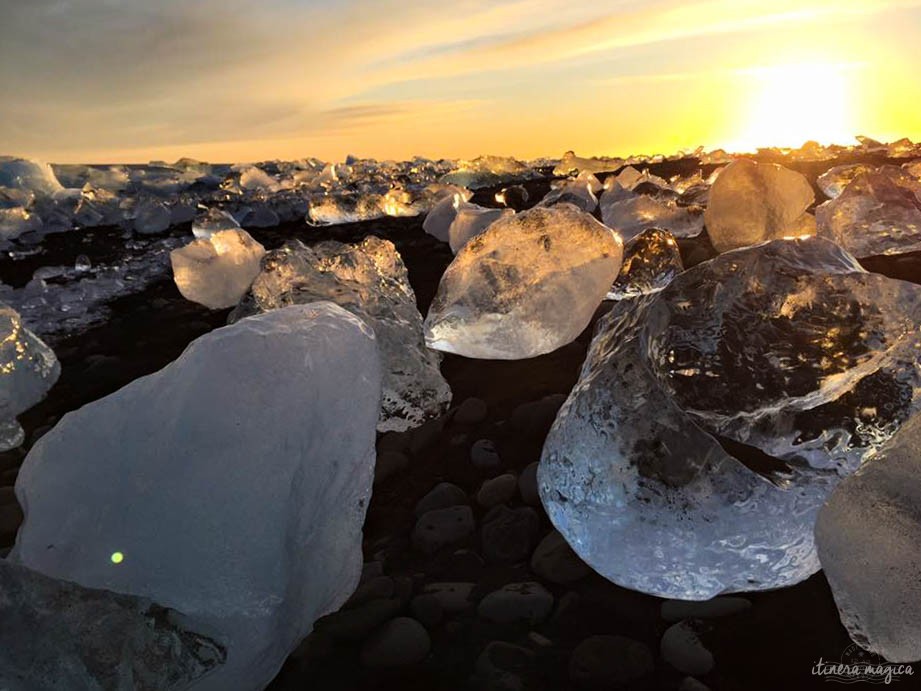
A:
[704, 159, 814, 253]
[414, 483, 468, 517]
[817, 170, 921, 257]
[539, 237, 921, 599]
[481, 506, 540, 564]
[410, 594, 444, 628]
[374, 450, 410, 485]
[474, 641, 535, 690]
[0, 304, 61, 452]
[412, 506, 476, 555]
[0, 560, 225, 691]
[477, 474, 518, 507]
[530, 531, 591, 584]
[421, 582, 477, 613]
[661, 622, 715, 676]
[816, 413, 921, 662]
[449, 204, 514, 254]
[315, 598, 404, 643]
[517, 463, 540, 506]
[569, 635, 654, 689]
[453, 397, 488, 425]
[424, 205, 623, 360]
[601, 196, 703, 241]
[10, 303, 382, 691]
[170, 229, 266, 309]
[233, 236, 451, 432]
[495, 185, 529, 210]
[360, 617, 431, 667]
[661, 597, 751, 622]
[477, 582, 553, 625]
[607, 228, 683, 300]
[470, 438, 502, 468]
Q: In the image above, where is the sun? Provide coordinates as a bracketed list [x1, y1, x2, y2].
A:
[725, 61, 859, 152]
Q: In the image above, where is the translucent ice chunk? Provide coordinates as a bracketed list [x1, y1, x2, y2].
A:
[606, 228, 683, 300]
[0, 207, 42, 240]
[11, 303, 381, 691]
[440, 156, 538, 189]
[193, 207, 242, 239]
[232, 237, 451, 432]
[0, 304, 60, 451]
[424, 205, 624, 360]
[816, 170, 921, 257]
[601, 196, 703, 241]
[816, 413, 921, 663]
[0, 157, 64, 198]
[449, 205, 514, 254]
[171, 230, 267, 310]
[704, 159, 814, 253]
[539, 237, 921, 599]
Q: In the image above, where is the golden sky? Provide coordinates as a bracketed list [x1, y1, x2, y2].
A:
[1, 0, 919, 163]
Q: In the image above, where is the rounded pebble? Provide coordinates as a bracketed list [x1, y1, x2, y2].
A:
[360, 617, 431, 667]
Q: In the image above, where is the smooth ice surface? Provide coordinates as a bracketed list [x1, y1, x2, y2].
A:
[449, 205, 514, 254]
[606, 228, 683, 300]
[171, 229, 267, 310]
[538, 180, 598, 213]
[0, 157, 65, 198]
[601, 195, 703, 241]
[424, 205, 623, 360]
[440, 156, 538, 189]
[233, 236, 450, 431]
[816, 413, 921, 663]
[539, 237, 921, 599]
[817, 164, 875, 199]
[11, 303, 382, 691]
[816, 170, 921, 257]
[0, 560, 226, 690]
[193, 207, 242, 239]
[704, 159, 814, 253]
[0, 304, 60, 451]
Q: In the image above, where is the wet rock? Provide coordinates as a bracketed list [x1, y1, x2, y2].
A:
[661, 622, 715, 676]
[477, 474, 518, 508]
[412, 506, 476, 555]
[481, 505, 540, 564]
[661, 597, 751, 622]
[474, 641, 535, 691]
[470, 438, 502, 468]
[414, 482, 468, 517]
[530, 531, 591, 584]
[315, 598, 404, 643]
[569, 635, 655, 689]
[360, 617, 431, 668]
[517, 463, 540, 506]
[421, 582, 477, 614]
[453, 397, 488, 425]
[410, 594, 444, 629]
[375, 450, 409, 485]
[477, 582, 553, 625]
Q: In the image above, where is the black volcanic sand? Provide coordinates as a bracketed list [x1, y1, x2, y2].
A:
[1, 155, 920, 691]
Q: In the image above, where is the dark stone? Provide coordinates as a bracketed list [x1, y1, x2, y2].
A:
[569, 635, 655, 689]
[481, 505, 540, 564]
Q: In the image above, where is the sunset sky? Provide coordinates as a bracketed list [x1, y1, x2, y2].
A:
[1, 0, 919, 164]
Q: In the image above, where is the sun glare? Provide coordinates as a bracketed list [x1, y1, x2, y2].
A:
[726, 62, 858, 152]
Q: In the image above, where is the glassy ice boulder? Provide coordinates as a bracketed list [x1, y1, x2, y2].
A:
[0, 207, 42, 240]
[553, 151, 622, 176]
[816, 170, 921, 257]
[232, 236, 451, 432]
[539, 237, 921, 600]
[704, 159, 814, 253]
[424, 205, 624, 360]
[11, 303, 382, 691]
[192, 207, 242, 239]
[449, 204, 514, 254]
[0, 560, 226, 689]
[606, 228, 683, 300]
[423, 190, 475, 243]
[817, 163, 876, 199]
[439, 155, 538, 189]
[601, 196, 703, 241]
[539, 180, 598, 213]
[816, 413, 921, 663]
[171, 230, 266, 310]
[306, 192, 386, 226]
[0, 157, 65, 198]
[0, 304, 60, 451]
